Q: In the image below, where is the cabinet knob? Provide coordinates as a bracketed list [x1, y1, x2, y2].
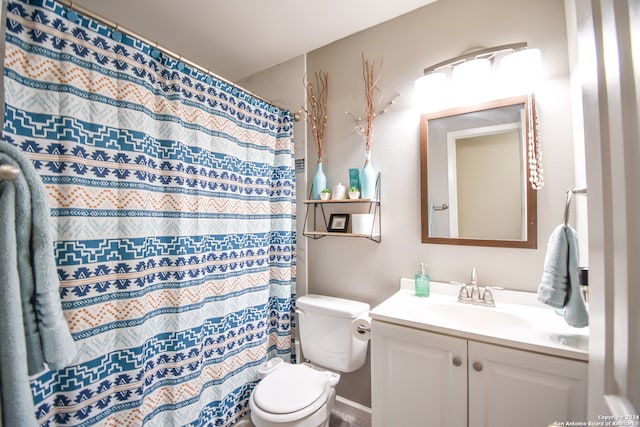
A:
[452, 356, 462, 367]
[473, 361, 483, 372]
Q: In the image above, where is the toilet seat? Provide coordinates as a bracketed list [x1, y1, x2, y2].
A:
[251, 364, 332, 422]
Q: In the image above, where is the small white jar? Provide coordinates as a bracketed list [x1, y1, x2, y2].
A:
[332, 183, 346, 200]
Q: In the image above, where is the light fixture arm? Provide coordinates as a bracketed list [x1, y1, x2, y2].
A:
[423, 42, 528, 74]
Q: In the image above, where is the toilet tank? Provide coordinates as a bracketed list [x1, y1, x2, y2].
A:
[295, 294, 370, 373]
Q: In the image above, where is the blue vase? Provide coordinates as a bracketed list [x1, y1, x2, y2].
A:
[360, 152, 377, 200]
[312, 161, 327, 200]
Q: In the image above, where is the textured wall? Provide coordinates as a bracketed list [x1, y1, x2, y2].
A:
[244, 0, 576, 409]
[306, 0, 574, 407]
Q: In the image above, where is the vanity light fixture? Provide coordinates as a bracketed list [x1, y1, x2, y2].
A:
[415, 42, 541, 98]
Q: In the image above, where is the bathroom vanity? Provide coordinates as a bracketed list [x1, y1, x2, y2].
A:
[369, 280, 588, 427]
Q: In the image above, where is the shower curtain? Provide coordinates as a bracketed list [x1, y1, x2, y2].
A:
[2, 0, 295, 425]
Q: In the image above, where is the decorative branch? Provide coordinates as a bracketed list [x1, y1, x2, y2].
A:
[346, 53, 399, 153]
[301, 71, 328, 161]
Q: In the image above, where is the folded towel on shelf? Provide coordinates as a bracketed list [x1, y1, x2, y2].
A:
[0, 141, 77, 425]
[537, 224, 589, 328]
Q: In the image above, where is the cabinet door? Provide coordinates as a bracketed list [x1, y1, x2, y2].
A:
[468, 341, 588, 427]
[371, 321, 467, 427]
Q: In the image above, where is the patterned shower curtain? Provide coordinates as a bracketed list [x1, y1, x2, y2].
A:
[2, 0, 295, 425]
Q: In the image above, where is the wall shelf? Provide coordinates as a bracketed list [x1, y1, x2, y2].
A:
[302, 173, 381, 242]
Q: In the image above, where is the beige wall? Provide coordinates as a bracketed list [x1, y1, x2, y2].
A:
[303, 0, 574, 406]
[245, 0, 575, 409]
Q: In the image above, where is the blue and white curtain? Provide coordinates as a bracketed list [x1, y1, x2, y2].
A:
[2, 0, 296, 425]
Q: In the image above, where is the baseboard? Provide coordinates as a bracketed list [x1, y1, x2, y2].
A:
[334, 395, 372, 424]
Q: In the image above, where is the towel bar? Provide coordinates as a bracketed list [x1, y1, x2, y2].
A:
[563, 187, 587, 226]
[0, 164, 20, 181]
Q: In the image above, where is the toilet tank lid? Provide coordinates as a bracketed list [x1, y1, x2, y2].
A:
[296, 294, 370, 318]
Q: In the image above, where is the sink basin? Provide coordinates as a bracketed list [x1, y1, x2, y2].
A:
[424, 302, 531, 330]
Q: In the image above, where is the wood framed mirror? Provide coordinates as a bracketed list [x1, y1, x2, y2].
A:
[420, 95, 537, 248]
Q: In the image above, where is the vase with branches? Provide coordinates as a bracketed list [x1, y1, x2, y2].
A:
[346, 53, 399, 200]
[302, 71, 329, 199]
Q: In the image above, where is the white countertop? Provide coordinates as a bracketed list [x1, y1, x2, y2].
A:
[369, 279, 589, 361]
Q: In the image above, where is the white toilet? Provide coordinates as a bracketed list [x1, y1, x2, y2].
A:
[249, 294, 370, 427]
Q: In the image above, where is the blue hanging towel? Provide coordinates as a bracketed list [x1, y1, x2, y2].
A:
[0, 141, 77, 425]
[537, 224, 589, 328]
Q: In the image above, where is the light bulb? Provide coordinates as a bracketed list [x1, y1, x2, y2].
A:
[500, 48, 542, 94]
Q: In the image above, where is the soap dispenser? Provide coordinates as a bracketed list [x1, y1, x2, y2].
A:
[415, 262, 430, 297]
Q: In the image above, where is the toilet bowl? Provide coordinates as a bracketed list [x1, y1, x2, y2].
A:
[249, 360, 340, 427]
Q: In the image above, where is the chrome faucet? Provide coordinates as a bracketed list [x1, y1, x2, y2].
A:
[469, 267, 480, 300]
[454, 268, 499, 307]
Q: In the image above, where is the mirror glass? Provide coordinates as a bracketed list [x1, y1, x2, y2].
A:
[420, 95, 537, 248]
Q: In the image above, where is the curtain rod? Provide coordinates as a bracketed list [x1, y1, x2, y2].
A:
[56, 0, 286, 112]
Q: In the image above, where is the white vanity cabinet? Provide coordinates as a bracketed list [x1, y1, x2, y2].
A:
[371, 320, 468, 427]
[371, 320, 588, 427]
[468, 340, 587, 427]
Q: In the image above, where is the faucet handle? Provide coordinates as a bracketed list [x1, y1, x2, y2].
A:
[459, 286, 470, 299]
[449, 281, 470, 299]
[481, 286, 503, 303]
